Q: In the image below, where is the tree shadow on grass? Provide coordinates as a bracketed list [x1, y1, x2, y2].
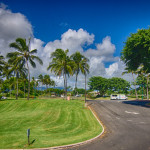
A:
[122, 100, 150, 108]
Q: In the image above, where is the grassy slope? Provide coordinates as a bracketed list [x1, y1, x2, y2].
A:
[0, 99, 102, 149]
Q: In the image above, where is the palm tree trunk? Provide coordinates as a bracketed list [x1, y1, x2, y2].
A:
[24, 81, 25, 98]
[63, 72, 65, 99]
[49, 85, 50, 97]
[64, 72, 67, 100]
[147, 74, 149, 100]
[132, 72, 138, 100]
[75, 73, 78, 95]
[27, 61, 30, 100]
[85, 72, 87, 107]
[16, 77, 18, 100]
[46, 84, 48, 96]
[14, 76, 16, 99]
[9, 86, 11, 98]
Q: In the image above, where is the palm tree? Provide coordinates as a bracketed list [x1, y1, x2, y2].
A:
[32, 77, 36, 97]
[0, 54, 5, 76]
[38, 74, 44, 85]
[7, 62, 27, 99]
[43, 75, 51, 92]
[47, 49, 73, 99]
[38, 74, 44, 95]
[71, 51, 89, 95]
[50, 80, 55, 87]
[7, 38, 43, 100]
[122, 67, 138, 99]
[21, 74, 27, 98]
[81, 58, 90, 105]
[2, 63, 12, 79]
[2, 63, 15, 98]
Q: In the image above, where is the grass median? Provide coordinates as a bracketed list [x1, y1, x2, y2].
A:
[0, 98, 102, 149]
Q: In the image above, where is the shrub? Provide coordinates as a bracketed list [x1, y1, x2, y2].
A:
[0, 94, 2, 100]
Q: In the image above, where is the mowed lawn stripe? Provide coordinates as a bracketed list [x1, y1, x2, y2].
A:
[0, 99, 102, 149]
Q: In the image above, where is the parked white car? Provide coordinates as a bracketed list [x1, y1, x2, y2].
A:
[110, 94, 127, 100]
[75, 94, 81, 97]
[1, 96, 7, 99]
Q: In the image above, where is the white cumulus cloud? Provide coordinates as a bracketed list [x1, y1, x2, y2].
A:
[85, 36, 117, 60]
[0, 4, 133, 88]
[43, 28, 94, 55]
[0, 4, 33, 56]
[106, 62, 119, 76]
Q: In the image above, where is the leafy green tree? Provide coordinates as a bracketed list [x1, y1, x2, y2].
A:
[122, 67, 138, 99]
[47, 49, 73, 99]
[7, 38, 43, 100]
[1, 77, 15, 96]
[135, 74, 147, 96]
[70, 51, 89, 94]
[88, 76, 130, 96]
[137, 65, 150, 99]
[72, 88, 85, 95]
[121, 28, 150, 99]
[88, 76, 108, 96]
[2, 63, 13, 79]
[109, 77, 130, 94]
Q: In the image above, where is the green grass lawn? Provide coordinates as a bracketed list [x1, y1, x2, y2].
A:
[0, 98, 102, 149]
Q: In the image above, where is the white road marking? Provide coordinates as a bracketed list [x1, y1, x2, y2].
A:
[140, 122, 145, 124]
[116, 117, 120, 119]
[125, 111, 139, 115]
[127, 120, 132, 122]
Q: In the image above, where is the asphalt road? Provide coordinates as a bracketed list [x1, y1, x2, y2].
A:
[67, 100, 150, 150]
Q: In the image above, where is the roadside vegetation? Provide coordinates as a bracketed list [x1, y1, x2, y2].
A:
[121, 27, 150, 100]
[0, 98, 102, 149]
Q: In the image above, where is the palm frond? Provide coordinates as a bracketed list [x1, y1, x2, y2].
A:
[9, 43, 23, 52]
[6, 52, 21, 58]
[30, 49, 37, 54]
[31, 55, 43, 65]
[16, 38, 28, 51]
[29, 58, 36, 68]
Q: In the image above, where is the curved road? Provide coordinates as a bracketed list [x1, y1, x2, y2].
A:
[67, 100, 150, 150]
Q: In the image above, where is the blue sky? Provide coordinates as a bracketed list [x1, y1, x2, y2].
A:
[0, 0, 150, 87]
[3, 0, 150, 56]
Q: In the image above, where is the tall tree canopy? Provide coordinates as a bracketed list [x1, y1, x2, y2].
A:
[88, 76, 109, 96]
[109, 77, 130, 94]
[121, 28, 150, 71]
[121, 28, 150, 99]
